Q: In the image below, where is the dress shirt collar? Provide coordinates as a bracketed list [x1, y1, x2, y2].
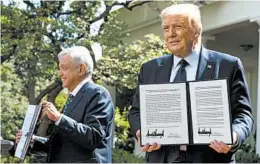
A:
[70, 76, 91, 96]
[173, 46, 201, 69]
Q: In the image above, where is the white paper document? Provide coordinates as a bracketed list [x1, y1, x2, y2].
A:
[140, 83, 189, 145]
[15, 105, 41, 160]
[139, 79, 232, 145]
[189, 79, 232, 144]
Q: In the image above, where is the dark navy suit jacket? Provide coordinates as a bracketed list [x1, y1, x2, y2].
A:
[33, 80, 114, 163]
[128, 47, 253, 163]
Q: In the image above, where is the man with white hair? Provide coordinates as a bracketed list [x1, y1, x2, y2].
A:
[16, 46, 114, 163]
[129, 4, 253, 163]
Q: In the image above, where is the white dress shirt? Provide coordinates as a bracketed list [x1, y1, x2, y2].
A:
[169, 48, 200, 151]
[169, 48, 200, 82]
[70, 76, 91, 97]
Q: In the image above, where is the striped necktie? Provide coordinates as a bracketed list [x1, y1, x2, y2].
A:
[174, 60, 189, 155]
[174, 59, 189, 82]
[63, 94, 74, 113]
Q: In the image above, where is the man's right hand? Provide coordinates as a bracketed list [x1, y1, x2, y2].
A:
[15, 130, 22, 144]
[15, 130, 34, 146]
[136, 129, 161, 152]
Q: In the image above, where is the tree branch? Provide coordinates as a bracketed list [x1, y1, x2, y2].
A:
[57, 10, 79, 17]
[40, 1, 44, 8]
[47, 84, 63, 103]
[48, 1, 65, 17]
[89, 1, 119, 24]
[90, 0, 152, 35]
[23, 0, 36, 9]
[56, 1, 87, 17]
[27, 80, 36, 104]
[88, 47, 97, 69]
[125, 1, 153, 11]
[1, 45, 18, 64]
[57, 1, 64, 12]
[45, 32, 56, 44]
[35, 80, 62, 103]
[90, 0, 152, 24]
[44, 32, 62, 63]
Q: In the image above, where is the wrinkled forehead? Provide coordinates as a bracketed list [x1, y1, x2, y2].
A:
[161, 14, 189, 26]
[58, 54, 75, 66]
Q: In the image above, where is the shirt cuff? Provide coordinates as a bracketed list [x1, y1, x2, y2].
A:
[30, 135, 35, 148]
[55, 114, 63, 126]
[229, 131, 240, 153]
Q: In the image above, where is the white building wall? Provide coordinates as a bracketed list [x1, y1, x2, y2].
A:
[118, 1, 260, 42]
[201, 1, 260, 32]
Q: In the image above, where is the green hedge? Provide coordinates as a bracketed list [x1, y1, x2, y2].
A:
[112, 149, 144, 163]
[236, 143, 260, 162]
[112, 144, 260, 163]
[2, 145, 260, 163]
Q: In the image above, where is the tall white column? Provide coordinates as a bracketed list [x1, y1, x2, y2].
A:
[251, 17, 260, 155]
[256, 20, 260, 156]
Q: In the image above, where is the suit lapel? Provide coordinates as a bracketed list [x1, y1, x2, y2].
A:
[196, 47, 215, 80]
[64, 81, 91, 116]
[156, 54, 173, 83]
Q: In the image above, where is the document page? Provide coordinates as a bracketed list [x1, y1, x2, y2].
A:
[15, 105, 41, 160]
[189, 79, 232, 144]
[140, 83, 189, 145]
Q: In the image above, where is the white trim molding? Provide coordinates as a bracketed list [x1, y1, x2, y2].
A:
[251, 17, 260, 155]
[250, 16, 260, 25]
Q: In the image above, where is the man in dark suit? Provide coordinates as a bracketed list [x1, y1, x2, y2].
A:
[16, 46, 114, 163]
[128, 4, 253, 163]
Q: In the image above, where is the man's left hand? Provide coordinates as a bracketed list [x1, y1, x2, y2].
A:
[209, 131, 238, 153]
[41, 101, 61, 122]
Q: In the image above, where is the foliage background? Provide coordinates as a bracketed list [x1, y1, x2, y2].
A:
[1, 0, 259, 163]
[0, 1, 161, 162]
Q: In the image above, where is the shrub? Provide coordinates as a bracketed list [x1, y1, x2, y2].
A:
[236, 143, 260, 162]
[112, 148, 144, 163]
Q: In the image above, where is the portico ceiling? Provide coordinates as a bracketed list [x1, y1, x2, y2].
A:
[205, 21, 259, 71]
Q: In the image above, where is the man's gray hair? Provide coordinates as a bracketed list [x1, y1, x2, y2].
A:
[58, 46, 94, 77]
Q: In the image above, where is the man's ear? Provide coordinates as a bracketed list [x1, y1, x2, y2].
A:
[192, 29, 200, 49]
[78, 64, 87, 76]
[195, 27, 201, 38]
